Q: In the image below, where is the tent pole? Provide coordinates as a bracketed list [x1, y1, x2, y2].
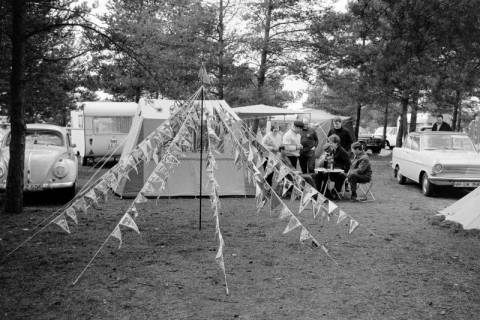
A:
[199, 85, 204, 230]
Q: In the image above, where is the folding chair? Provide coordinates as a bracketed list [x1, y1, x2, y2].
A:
[357, 181, 375, 202]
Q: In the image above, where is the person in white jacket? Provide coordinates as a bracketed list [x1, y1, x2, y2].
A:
[262, 123, 283, 154]
[282, 121, 303, 169]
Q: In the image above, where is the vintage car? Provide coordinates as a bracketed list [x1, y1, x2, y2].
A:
[357, 128, 385, 154]
[0, 124, 78, 199]
[392, 131, 480, 196]
[374, 126, 397, 149]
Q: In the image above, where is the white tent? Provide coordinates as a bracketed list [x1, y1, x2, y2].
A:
[233, 104, 305, 119]
[439, 187, 480, 229]
[115, 98, 253, 197]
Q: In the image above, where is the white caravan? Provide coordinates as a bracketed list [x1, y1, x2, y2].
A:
[70, 102, 137, 165]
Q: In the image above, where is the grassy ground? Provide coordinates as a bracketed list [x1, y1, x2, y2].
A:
[1, 153, 479, 320]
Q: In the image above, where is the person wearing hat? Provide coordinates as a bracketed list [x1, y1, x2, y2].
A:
[299, 119, 319, 174]
[328, 117, 353, 153]
[282, 120, 303, 169]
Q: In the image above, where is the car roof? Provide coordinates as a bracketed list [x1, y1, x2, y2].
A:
[409, 131, 468, 137]
[26, 123, 66, 134]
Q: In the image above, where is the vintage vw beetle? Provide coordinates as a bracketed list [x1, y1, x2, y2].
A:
[392, 131, 480, 196]
[0, 124, 77, 199]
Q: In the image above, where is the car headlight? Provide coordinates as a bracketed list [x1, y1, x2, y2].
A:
[53, 163, 68, 178]
[432, 163, 443, 175]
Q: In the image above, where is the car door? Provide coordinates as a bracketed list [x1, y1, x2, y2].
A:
[404, 135, 421, 182]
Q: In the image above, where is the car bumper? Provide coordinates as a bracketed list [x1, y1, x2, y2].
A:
[0, 181, 75, 191]
[429, 177, 480, 187]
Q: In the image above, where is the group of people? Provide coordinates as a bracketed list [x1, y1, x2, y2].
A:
[261, 117, 372, 201]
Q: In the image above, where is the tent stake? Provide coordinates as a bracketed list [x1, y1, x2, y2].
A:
[199, 85, 204, 230]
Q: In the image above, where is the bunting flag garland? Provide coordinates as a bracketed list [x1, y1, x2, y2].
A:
[120, 213, 140, 234]
[53, 214, 70, 234]
[349, 219, 360, 234]
[110, 226, 123, 249]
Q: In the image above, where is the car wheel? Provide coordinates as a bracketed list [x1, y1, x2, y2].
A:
[372, 147, 381, 154]
[421, 173, 435, 196]
[82, 156, 88, 166]
[394, 166, 406, 184]
[385, 140, 390, 149]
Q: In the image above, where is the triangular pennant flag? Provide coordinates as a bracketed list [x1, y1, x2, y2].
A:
[337, 210, 348, 224]
[53, 214, 70, 234]
[84, 189, 98, 205]
[111, 225, 122, 249]
[299, 227, 312, 242]
[282, 179, 293, 197]
[216, 232, 225, 260]
[247, 144, 254, 162]
[328, 201, 338, 215]
[278, 204, 292, 220]
[65, 206, 78, 225]
[73, 198, 88, 215]
[275, 165, 290, 184]
[283, 216, 301, 234]
[349, 219, 360, 234]
[298, 195, 310, 214]
[139, 141, 149, 160]
[270, 192, 281, 211]
[134, 192, 148, 204]
[120, 213, 140, 234]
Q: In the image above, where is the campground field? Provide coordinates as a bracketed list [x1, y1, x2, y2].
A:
[1, 153, 480, 320]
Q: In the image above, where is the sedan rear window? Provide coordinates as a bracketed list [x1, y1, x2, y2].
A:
[5, 130, 64, 147]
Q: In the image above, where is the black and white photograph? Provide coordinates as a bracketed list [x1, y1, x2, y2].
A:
[1, 0, 480, 319]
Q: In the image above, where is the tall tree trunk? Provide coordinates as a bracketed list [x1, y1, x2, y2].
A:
[4, 0, 26, 214]
[456, 103, 462, 131]
[383, 101, 389, 141]
[217, 0, 225, 99]
[397, 93, 409, 148]
[409, 91, 419, 133]
[257, 0, 272, 92]
[354, 102, 361, 140]
[452, 89, 461, 131]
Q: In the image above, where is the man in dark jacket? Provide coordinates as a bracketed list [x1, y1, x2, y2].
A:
[315, 134, 351, 199]
[328, 117, 353, 152]
[431, 115, 452, 131]
[347, 142, 372, 201]
[299, 120, 318, 174]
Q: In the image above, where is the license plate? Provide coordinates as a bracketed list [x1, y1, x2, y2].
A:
[25, 184, 42, 191]
[453, 181, 480, 188]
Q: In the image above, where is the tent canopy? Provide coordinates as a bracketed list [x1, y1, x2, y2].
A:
[116, 99, 251, 198]
[440, 187, 480, 230]
[233, 104, 306, 118]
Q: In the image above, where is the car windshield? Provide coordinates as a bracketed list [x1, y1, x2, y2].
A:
[421, 135, 476, 152]
[6, 129, 64, 147]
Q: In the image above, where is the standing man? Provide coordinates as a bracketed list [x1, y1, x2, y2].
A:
[431, 114, 452, 131]
[299, 119, 318, 173]
[328, 117, 353, 152]
[468, 113, 480, 149]
[282, 121, 303, 169]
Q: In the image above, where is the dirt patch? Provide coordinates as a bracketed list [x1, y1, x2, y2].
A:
[1, 155, 480, 319]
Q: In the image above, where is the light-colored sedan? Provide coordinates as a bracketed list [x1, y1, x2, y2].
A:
[0, 124, 78, 199]
[392, 131, 480, 196]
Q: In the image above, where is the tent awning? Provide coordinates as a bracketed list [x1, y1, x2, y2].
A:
[233, 104, 307, 118]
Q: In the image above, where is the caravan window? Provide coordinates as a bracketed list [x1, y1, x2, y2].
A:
[93, 117, 132, 134]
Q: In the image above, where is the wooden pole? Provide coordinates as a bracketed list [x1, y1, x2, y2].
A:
[199, 86, 204, 230]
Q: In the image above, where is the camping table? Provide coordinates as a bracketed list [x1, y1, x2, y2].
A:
[314, 168, 345, 198]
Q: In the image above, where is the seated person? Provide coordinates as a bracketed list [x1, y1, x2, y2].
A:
[347, 142, 372, 201]
[314, 135, 351, 199]
[278, 145, 295, 169]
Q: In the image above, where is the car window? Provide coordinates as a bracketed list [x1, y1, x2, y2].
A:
[6, 130, 64, 147]
[421, 135, 475, 151]
[410, 136, 420, 151]
[404, 136, 412, 149]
